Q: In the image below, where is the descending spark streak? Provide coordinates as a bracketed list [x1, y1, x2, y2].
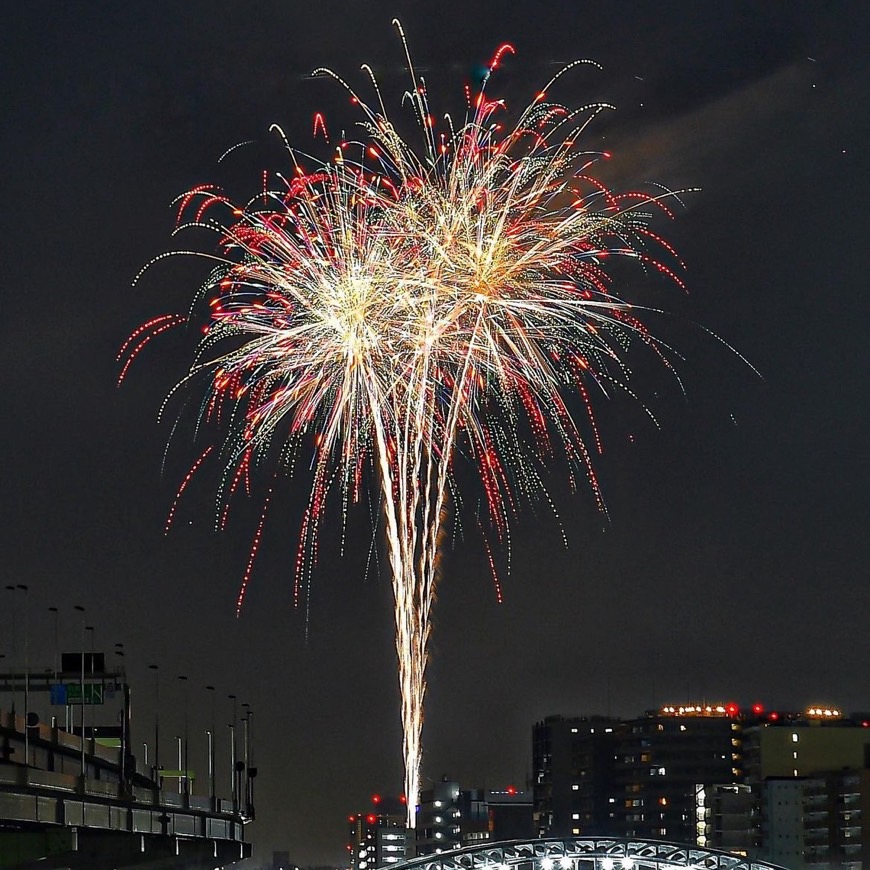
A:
[165, 446, 213, 534]
[121, 26, 693, 826]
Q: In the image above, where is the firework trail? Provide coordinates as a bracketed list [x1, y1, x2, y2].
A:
[121, 21, 690, 825]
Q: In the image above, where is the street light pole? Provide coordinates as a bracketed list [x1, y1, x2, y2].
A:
[228, 693, 237, 809]
[15, 585, 30, 767]
[241, 702, 250, 815]
[206, 685, 216, 803]
[5, 587, 17, 717]
[0, 655, 5, 731]
[48, 607, 59, 681]
[73, 605, 85, 779]
[114, 645, 129, 792]
[176, 735, 183, 795]
[178, 675, 189, 797]
[148, 664, 160, 786]
[85, 625, 95, 746]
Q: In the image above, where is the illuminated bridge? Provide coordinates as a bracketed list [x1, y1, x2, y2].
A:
[395, 839, 789, 870]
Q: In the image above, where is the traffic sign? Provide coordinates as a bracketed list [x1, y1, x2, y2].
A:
[50, 683, 104, 705]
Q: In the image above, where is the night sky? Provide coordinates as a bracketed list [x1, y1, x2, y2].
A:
[1, 1, 868, 865]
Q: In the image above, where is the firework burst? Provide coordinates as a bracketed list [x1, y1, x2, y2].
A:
[122, 21, 690, 824]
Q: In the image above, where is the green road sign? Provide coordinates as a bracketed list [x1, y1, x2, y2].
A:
[62, 683, 104, 705]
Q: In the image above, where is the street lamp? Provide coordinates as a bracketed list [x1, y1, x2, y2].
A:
[228, 693, 237, 808]
[5, 587, 17, 717]
[113, 643, 128, 790]
[73, 605, 85, 779]
[178, 675, 189, 797]
[48, 607, 59, 681]
[241, 702, 251, 815]
[148, 664, 160, 784]
[85, 625, 95, 741]
[205, 685, 216, 802]
[17, 584, 30, 767]
[0, 655, 5, 724]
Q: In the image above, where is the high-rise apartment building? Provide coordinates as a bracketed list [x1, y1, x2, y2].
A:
[802, 768, 870, 870]
[743, 712, 870, 782]
[532, 715, 621, 837]
[535, 702, 870, 869]
[746, 707, 870, 869]
[534, 705, 740, 844]
[695, 782, 756, 854]
[348, 797, 408, 870]
[757, 778, 805, 868]
[612, 705, 742, 843]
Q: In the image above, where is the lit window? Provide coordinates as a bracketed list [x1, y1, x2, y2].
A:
[572, 784, 579, 791]
[572, 814, 580, 820]
[792, 733, 799, 743]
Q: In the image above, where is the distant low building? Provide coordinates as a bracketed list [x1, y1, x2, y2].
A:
[486, 786, 535, 842]
[415, 779, 534, 854]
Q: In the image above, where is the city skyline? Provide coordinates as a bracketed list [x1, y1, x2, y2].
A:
[2, 1, 868, 865]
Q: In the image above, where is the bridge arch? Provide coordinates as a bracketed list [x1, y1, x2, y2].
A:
[394, 838, 789, 870]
